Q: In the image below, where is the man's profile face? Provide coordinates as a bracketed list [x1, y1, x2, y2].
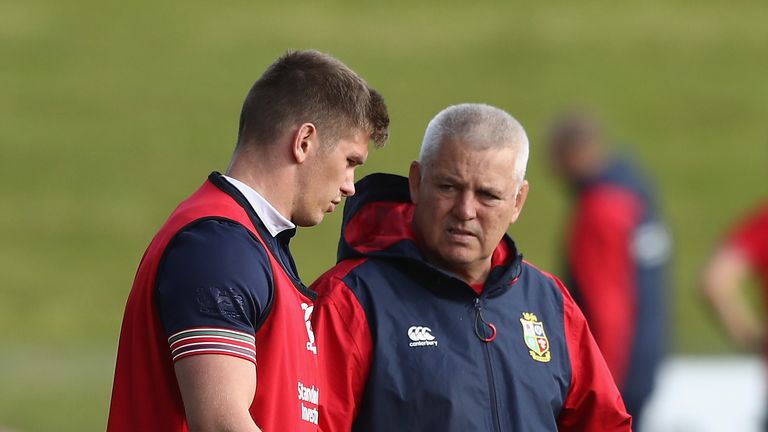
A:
[295, 131, 369, 226]
[409, 140, 528, 281]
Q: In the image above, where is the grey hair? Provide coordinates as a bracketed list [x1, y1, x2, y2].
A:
[419, 103, 529, 184]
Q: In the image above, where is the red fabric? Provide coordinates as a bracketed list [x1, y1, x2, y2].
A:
[108, 180, 320, 432]
[469, 242, 513, 294]
[312, 259, 373, 432]
[469, 283, 484, 294]
[727, 201, 768, 290]
[491, 237, 512, 268]
[567, 185, 642, 387]
[344, 202, 415, 254]
[546, 272, 633, 431]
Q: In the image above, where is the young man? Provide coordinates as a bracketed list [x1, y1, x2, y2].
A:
[548, 112, 670, 429]
[312, 104, 630, 431]
[107, 50, 389, 432]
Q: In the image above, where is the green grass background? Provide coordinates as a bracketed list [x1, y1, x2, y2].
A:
[1, 0, 767, 429]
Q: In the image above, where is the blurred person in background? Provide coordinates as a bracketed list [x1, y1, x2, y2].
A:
[549, 110, 672, 430]
[702, 201, 768, 349]
[702, 199, 768, 430]
[312, 103, 631, 432]
[107, 50, 389, 432]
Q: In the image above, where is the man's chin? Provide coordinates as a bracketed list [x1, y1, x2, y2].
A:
[436, 251, 480, 269]
[294, 212, 326, 227]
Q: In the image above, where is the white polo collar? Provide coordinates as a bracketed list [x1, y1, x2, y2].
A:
[223, 175, 296, 238]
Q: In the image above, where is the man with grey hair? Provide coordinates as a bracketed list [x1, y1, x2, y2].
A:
[312, 103, 631, 431]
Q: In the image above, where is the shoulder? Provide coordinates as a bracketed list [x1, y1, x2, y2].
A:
[726, 201, 768, 254]
[312, 257, 369, 296]
[171, 218, 264, 248]
[519, 260, 579, 307]
[730, 201, 768, 234]
[521, 260, 565, 290]
[311, 258, 374, 328]
[156, 219, 276, 336]
[157, 219, 274, 316]
[165, 218, 269, 268]
[580, 185, 642, 220]
[311, 259, 373, 352]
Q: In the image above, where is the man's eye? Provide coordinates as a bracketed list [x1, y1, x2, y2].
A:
[438, 184, 454, 191]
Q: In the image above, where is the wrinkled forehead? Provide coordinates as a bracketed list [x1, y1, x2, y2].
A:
[425, 141, 521, 187]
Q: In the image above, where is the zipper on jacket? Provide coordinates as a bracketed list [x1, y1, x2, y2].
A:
[474, 298, 502, 432]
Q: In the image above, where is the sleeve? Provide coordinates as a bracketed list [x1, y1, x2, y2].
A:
[311, 264, 373, 432]
[554, 276, 633, 431]
[155, 219, 273, 365]
[568, 186, 641, 386]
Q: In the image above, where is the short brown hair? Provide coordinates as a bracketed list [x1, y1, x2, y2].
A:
[237, 50, 389, 150]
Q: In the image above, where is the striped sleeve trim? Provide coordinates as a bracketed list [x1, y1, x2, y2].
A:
[168, 327, 256, 364]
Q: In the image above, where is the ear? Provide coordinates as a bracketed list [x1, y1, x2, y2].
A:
[408, 161, 422, 204]
[291, 123, 318, 164]
[509, 180, 529, 224]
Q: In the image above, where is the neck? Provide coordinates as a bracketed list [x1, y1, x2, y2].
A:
[226, 150, 295, 221]
[454, 261, 491, 285]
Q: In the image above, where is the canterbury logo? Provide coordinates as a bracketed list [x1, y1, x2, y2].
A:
[408, 326, 438, 347]
[408, 326, 435, 341]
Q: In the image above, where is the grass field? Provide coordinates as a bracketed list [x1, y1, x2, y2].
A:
[2, 0, 767, 429]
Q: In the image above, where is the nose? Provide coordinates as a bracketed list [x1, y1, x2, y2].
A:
[452, 192, 477, 221]
[340, 172, 356, 197]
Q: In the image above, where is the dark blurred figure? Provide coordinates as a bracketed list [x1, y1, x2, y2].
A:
[702, 202, 768, 349]
[549, 111, 672, 430]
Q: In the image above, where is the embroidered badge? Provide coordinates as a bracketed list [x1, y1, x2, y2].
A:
[520, 312, 551, 363]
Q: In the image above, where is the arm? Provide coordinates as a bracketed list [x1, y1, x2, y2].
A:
[156, 220, 274, 431]
[175, 355, 261, 432]
[701, 245, 763, 348]
[568, 187, 640, 386]
[554, 276, 632, 431]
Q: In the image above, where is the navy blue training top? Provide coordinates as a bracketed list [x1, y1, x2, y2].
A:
[154, 174, 301, 349]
